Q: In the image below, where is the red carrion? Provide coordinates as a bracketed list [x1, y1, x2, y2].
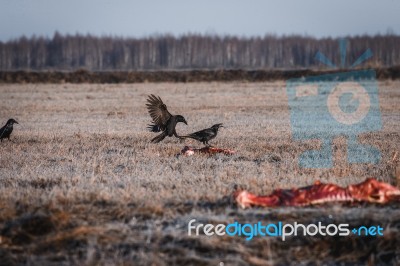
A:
[348, 178, 400, 203]
[235, 178, 400, 208]
[180, 146, 235, 156]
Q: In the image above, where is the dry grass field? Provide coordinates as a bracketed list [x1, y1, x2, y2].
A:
[0, 81, 399, 265]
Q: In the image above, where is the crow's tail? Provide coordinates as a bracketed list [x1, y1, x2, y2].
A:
[147, 124, 161, 132]
[179, 135, 199, 141]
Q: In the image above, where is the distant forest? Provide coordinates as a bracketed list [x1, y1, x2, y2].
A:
[1, 32, 399, 71]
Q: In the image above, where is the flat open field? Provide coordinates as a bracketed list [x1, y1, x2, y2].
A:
[0, 81, 399, 265]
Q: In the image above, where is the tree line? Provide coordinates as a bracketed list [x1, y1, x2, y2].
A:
[0, 32, 399, 71]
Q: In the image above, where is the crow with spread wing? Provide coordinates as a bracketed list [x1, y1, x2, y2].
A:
[146, 94, 187, 143]
[180, 123, 223, 146]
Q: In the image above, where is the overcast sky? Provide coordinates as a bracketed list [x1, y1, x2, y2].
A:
[0, 0, 399, 41]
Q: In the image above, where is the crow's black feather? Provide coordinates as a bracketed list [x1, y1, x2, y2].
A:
[145, 95, 187, 143]
[0, 118, 18, 142]
[180, 123, 223, 146]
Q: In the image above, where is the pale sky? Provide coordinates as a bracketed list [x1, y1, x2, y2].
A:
[0, 0, 399, 41]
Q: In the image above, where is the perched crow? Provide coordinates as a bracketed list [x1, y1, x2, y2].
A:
[146, 94, 188, 143]
[0, 118, 19, 142]
[180, 123, 223, 146]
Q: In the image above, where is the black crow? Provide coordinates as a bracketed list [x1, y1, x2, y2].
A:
[146, 94, 187, 143]
[0, 118, 19, 142]
[180, 123, 223, 146]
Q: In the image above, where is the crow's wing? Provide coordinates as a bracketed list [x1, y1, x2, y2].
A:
[188, 128, 214, 139]
[146, 95, 172, 129]
[0, 124, 7, 139]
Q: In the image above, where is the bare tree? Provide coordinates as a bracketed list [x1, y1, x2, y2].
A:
[0, 33, 399, 70]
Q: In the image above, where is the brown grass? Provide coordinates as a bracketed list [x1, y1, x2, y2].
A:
[0, 81, 399, 265]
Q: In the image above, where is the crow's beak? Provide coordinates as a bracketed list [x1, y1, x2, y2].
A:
[15, 121, 19, 124]
[184, 120, 188, 125]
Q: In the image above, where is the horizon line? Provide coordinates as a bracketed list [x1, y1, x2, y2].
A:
[1, 30, 400, 43]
